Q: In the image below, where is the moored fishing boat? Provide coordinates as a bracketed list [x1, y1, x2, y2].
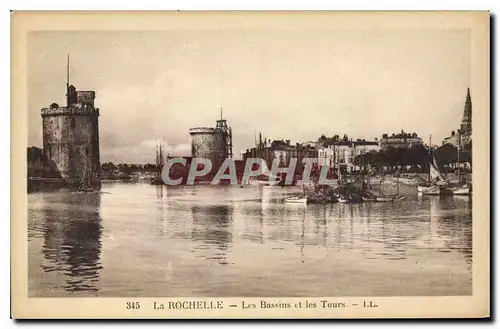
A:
[338, 196, 349, 203]
[247, 172, 287, 186]
[376, 196, 395, 202]
[444, 183, 472, 195]
[248, 177, 271, 186]
[417, 184, 441, 195]
[418, 132, 472, 196]
[362, 194, 396, 202]
[150, 139, 165, 185]
[397, 175, 421, 186]
[417, 140, 450, 195]
[284, 195, 307, 204]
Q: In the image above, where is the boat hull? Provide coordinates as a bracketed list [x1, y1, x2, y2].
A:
[284, 197, 307, 204]
[376, 197, 394, 202]
[417, 185, 441, 195]
[445, 185, 471, 195]
[362, 196, 395, 202]
[248, 180, 270, 186]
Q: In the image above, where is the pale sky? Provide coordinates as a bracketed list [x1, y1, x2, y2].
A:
[28, 29, 471, 163]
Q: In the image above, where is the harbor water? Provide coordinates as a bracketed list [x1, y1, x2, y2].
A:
[28, 181, 472, 297]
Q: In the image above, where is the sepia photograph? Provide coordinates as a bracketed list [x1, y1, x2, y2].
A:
[11, 11, 490, 319]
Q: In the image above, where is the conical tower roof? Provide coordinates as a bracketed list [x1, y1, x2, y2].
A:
[460, 88, 472, 134]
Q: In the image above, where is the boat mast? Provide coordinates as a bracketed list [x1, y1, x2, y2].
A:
[162, 136, 165, 167]
[366, 152, 371, 189]
[397, 169, 400, 196]
[337, 148, 341, 182]
[428, 135, 432, 182]
[333, 143, 336, 178]
[155, 137, 160, 172]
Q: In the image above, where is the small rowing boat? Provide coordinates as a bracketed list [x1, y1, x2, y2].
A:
[284, 196, 307, 204]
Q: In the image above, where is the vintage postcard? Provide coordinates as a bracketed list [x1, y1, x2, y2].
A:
[11, 11, 490, 319]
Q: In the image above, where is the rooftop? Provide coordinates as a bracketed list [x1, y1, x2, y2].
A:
[382, 131, 421, 139]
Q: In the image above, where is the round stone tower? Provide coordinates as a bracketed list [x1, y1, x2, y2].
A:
[189, 127, 226, 168]
[41, 85, 101, 189]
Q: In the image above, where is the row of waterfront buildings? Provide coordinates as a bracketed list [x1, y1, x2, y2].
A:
[241, 132, 420, 174]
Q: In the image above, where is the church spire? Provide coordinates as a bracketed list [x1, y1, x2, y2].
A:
[460, 87, 472, 134]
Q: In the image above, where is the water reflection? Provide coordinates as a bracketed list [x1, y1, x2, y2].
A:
[40, 192, 102, 294]
[155, 185, 168, 236]
[238, 204, 265, 245]
[190, 204, 233, 265]
[430, 196, 472, 266]
[218, 187, 472, 265]
[28, 183, 473, 297]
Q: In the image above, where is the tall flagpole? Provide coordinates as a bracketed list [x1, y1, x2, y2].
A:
[66, 54, 70, 106]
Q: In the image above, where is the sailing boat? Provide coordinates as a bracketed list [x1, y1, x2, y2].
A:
[150, 138, 165, 185]
[417, 136, 449, 195]
[417, 155, 449, 195]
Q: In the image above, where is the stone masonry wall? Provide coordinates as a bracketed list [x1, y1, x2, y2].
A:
[42, 107, 100, 188]
[190, 130, 225, 168]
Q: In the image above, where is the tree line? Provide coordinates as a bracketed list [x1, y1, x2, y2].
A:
[101, 162, 158, 174]
[354, 142, 472, 173]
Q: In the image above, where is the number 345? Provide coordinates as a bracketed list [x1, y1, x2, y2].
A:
[126, 302, 140, 310]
